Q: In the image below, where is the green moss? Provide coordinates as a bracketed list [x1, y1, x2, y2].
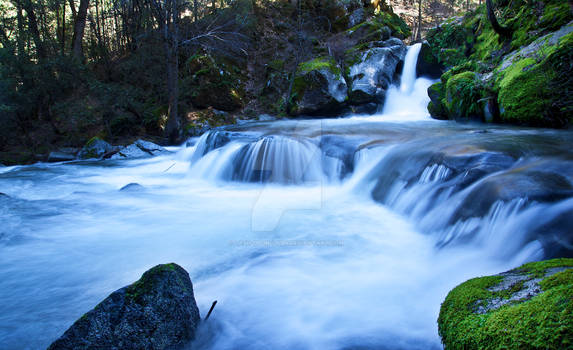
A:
[347, 11, 410, 41]
[539, 2, 573, 32]
[445, 71, 483, 119]
[472, 25, 502, 62]
[297, 57, 340, 76]
[441, 61, 478, 83]
[519, 258, 573, 278]
[496, 56, 553, 124]
[439, 258, 573, 350]
[125, 263, 182, 304]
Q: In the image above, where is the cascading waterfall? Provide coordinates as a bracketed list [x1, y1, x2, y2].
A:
[1, 45, 572, 350]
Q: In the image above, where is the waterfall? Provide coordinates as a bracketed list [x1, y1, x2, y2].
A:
[399, 42, 422, 94]
[379, 44, 436, 120]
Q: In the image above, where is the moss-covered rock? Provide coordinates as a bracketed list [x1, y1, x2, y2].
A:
[289, 57, 348, 116]
[495, 27, 573, 127]
[426, 81, 447, 120]
[347, 10, 410, 43]
[48, 263, 201, 350]
[445, 71, 484, 120]
[425, 1, 573, 128]
[438, 258, 573, 350]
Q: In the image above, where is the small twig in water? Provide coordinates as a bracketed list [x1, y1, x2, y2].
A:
[163, 163, 176, 173]
[204, 300, 217, 321]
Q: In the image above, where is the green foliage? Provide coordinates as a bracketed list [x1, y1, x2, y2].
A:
[426, 18, 473, 68]
[438, 258, 573, 350]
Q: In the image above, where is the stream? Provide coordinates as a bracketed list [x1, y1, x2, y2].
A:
[0, 45, 572, 350]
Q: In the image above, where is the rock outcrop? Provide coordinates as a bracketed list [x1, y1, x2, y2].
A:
[425, 0, 573, 127]
[48, 263, 201, 350]
[438, 258, 573, 349]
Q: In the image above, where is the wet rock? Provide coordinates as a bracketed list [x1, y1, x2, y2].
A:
[415, 41, 444, 79]
[289, 57, 348, 116]
[110, 140, 167, 160]
[346, 38, 406, 105]
[48, 263, 201, 350]
[119, 183, 145, 192]
[78, 138, 115, 160]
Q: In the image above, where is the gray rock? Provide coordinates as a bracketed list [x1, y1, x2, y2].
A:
[78, 138, 115, 159]
[111, 140, 167, 160]
[347, 38, 406, 104]
[48, 263, 201, 350]
[475, 266, 572, 314]
[290, 65, 348, 116]
[498, 20, 573, 73]
[415, 40, 444, 79]
[47, 151, 77, 163]
[348, 8, 367, 28]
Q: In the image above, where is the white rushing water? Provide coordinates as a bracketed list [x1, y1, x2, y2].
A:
[0, 45, 572, 350]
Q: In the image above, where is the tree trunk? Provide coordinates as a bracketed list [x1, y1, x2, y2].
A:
[486, 0, 511, 37]
[193, 0, 198, 22]
[165, 0, 181, 144]
[62, 0, 66, 55]
[15, 0, 26, 57]
[21, 0, 47, 60]
[416, 0, 422, 41]
[71, 0, 89, 60]
[68, 0, 77, 17]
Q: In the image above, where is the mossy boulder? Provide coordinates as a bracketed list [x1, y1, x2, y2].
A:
[48, 263, 201, 350]
[438, 258, 573, 350]
[427, 81, 448, 120]
[495, 25, 573, 127]
[445, 71, 484, 121]
[182, 53, 245, 112]
[289, 57, 348, 116]
[347, 11, 411, 43]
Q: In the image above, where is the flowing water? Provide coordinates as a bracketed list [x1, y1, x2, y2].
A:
[1, 45, 572, 350]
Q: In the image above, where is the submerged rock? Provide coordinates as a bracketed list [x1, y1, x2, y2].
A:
[48, 263, 201, 350]
[119, 183, 145, 192]
[438, 258, 573, 349]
